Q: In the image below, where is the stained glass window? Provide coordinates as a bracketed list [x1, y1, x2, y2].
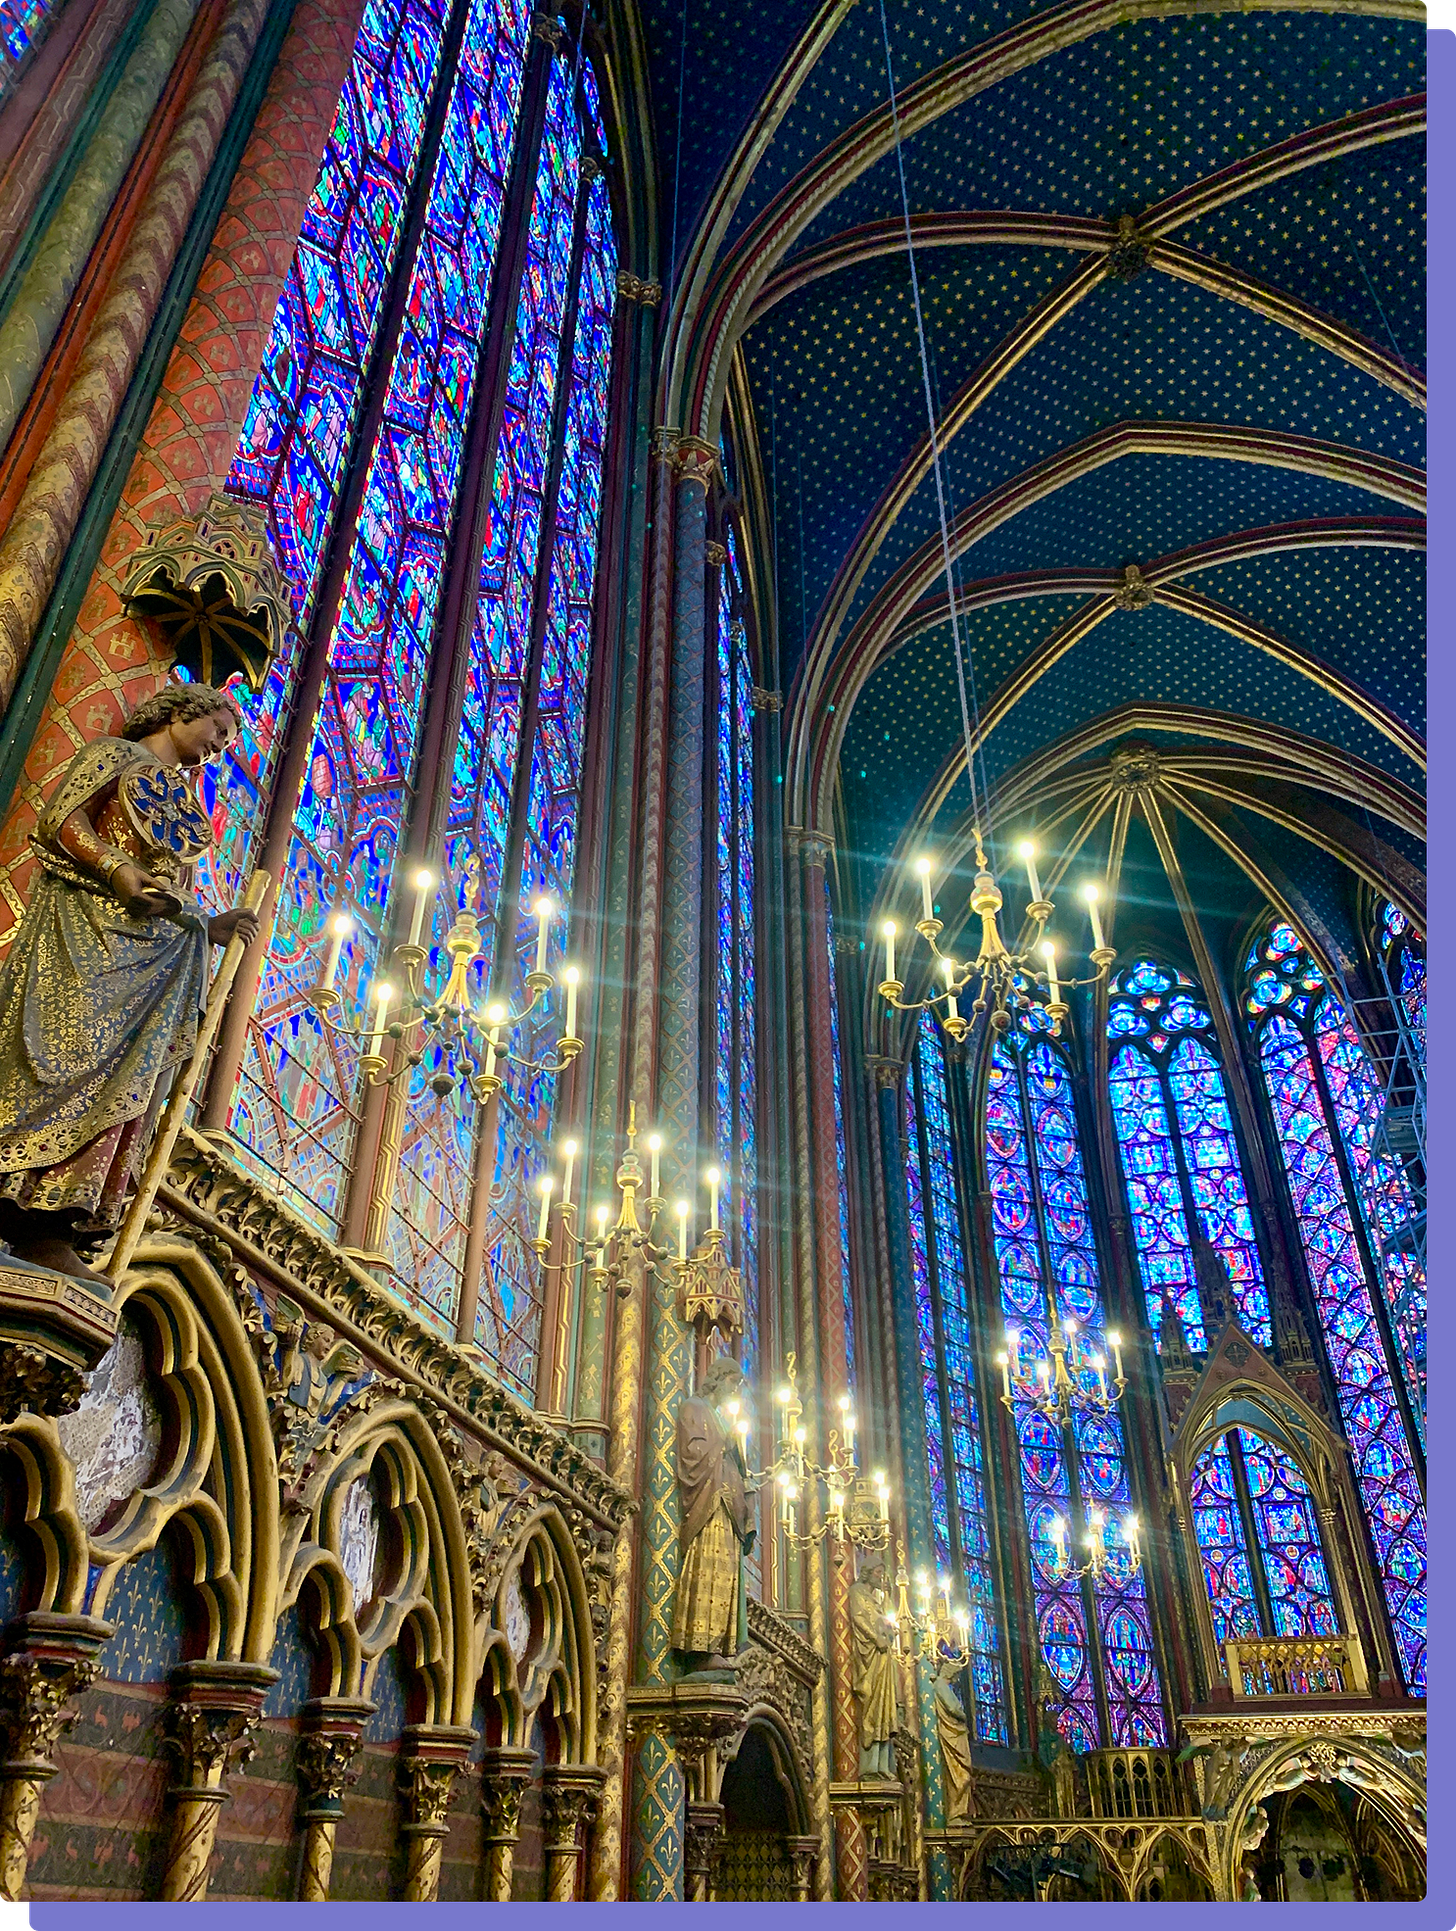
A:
[1107, 961, 1270, 1350]
[906, 1014, 1008, 1745]
[1188, 1428, 1337, 1643]
[713, 526, 758, 1385]
[206, 4, 620, 1400]
[1, 0, 55, 87]
[1377, 901, 1426, 1069]
[1244, 922, 1426, 1692]
[986, 1012, 1166, 1750]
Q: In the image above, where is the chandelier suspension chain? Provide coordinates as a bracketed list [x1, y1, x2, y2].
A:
[875, 0, 989, 856]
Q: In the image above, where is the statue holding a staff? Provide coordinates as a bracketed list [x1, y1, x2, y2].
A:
[0, 684, 262, 1285]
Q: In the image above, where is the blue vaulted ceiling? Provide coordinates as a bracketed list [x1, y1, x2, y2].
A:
[643, 0, 1425, 929]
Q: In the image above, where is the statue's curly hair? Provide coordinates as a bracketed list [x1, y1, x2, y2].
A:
[121, 681, 243, 742]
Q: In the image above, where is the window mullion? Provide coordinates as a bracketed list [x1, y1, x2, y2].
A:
[1226, 1430, 1277, 1639]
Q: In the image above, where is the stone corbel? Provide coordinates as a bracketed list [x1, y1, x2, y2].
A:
[0, 1260, 119, 1424]
[479, 1744, 537, 1901]
[295, 1697, 374, 1901]
[398, 1724, 476, 1903]
[0, 1614, 112, 1901]
[541, 1765, 602, 1901]
[160, 1661, 278, 1901]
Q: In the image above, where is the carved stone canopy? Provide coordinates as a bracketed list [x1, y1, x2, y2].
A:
[0, 1257, 119, 1422]
[123, 492, 293, 694]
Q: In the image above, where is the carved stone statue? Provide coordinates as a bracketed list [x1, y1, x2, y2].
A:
[0, 685, 259, 1283]
[847, 1555, 900, 1778]
[1035, 1666, 1076, 1819]
[670, 1354, 754, 1671]
[932, 1657, 974, 1822]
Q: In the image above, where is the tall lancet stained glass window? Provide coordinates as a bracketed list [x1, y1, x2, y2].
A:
[1244, 922, 1426, 1692]
[905, 1013, 1008, 1744]
[714, 527, 759, 1382]
[1106, 962, 1270, 1352]
[1377, 900, 1426, 1072]
[208, 6, 620, 1399]
[985, 1010, 1166, 1750]
[1189, 1427, 1339, 1646]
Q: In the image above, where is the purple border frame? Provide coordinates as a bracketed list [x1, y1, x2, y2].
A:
[25, 24, 1447, 1931]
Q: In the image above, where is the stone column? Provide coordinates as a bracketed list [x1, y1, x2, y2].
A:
[683, 1799, 726, 1902]
[787, 1832, 818, 1901]
[397, 1724, 474, 1904]
[541, 1766, 600, 1901]
[159, 1660, 277, 1901]
[479, 1745, 535, 1902]
[294, 1697, 373, 1902]
[0, 1613, 112, 1901]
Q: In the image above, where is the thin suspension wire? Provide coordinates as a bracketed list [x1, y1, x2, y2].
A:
[875, 0, 987, 860]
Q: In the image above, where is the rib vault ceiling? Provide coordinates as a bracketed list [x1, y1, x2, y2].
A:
[631, 0, 1425, 952]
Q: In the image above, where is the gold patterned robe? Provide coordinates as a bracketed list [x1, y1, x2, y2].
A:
[934, 1667, 974, 1821]
[671, 1391, 753, 1655]
[0, 737, 213, 1230]
[848, 1576, 900, 1774]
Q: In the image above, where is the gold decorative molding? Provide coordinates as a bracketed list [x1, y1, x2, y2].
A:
[0, 1262, 119, 1422]
[1106, 211, 1153, 281]
[158, 1129, 633, 1532]
[1111, 561, 1153, 609]
[672, 435, 719, 492]
[617, 272, 662, 307]
[0, 1616, 112, 1902]
[705, 540, 728, 567]
[750, 685, 783, 713]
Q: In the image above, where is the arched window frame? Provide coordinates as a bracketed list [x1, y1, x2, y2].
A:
[1241, 918, 1426, 1695]
[1105, 960, 1272, 1353]
[904, 1010, 1010, 1746]
[198, 0, 627, 1401]
[981, 1011, 1167, 1752]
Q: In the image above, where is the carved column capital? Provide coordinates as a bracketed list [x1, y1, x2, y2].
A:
[479, 1744, 536, 1901]
[159, 1661, 276, 1903]
[786, 825, 833, 867]
[650, 424, 680, 462]
[0, 1615, 113, 1902]
[297, 1701, 373, 1818]
[398, 1725, 476, 1904]
[531, 9, 564, 43]
[750, 685, 783, 713]
[617, 271, 662, 306]
[580, 151, 605, 182]
[864, 1054, 904, 1091]
[786, 1833, 819, 1902]
[705, 540, 727, 568]
[671, 435, 718, 493]
[542, 1767, 601, 1901]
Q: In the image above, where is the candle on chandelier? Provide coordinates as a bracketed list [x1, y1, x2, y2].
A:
[829, 1485, 845, 1536]
[875, 1470, 890, 1523]
[676, 1199, 689, 1260]
[955, 1605, 971, 1644]
[944, 954, 959, 1022]
[1018, 840, 1043, 904]
[881, 917, 897, 985]
[320, 912, 352, 992]
[938, 1575, 951, 1620]
[839, 1393, 856, 1457]
[595, 1203, 608, 1266]
[1042, 939, 1061, 1004]
[561, 1139, 576, 1210]
[915, 855, 934, 921]
[533, 897, 553, 974]
[996, 1350, 1011, 1401]
[784, 1483, 798, 1541]
[483, 1003, 506, 1082]
[1081, 881, 1106, 952]
[407, 867, 435, 949]
[1051, 1514, 1068, 1564]
[537, 1174, 553, 1241]
[915, 1570, 931, 1614]
[1037, 1358, 1050, 1391]
[648, 1133, 662, 1199]
[366, 980, 393, 1058]
[1108, 1329, 1124, 1383]
[1126, 1512, 1140, 1558]
[1093, 1353, 1108, 1400]
[706, 1166, 720, 1232]
[563, 965, 579, 1038]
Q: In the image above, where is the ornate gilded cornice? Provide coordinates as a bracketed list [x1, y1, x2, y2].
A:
[746, 1596, 824, 1688]
[158, 1129, 633, 1531]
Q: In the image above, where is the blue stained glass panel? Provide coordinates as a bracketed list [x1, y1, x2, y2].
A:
[905, 1064, 953, 1578]
[228, 0, 534, 1247]
[0, 0, 51, 76]
[1237, 1430, 1338, 1639]
[1107, 1045, 1205, 1351]
[1189, 1435, 1261, 1643]
[1258, 1012, 1426, 1692]
[916, 1015, 1008, 1745]
[1165, 1038, 1270, 1343]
